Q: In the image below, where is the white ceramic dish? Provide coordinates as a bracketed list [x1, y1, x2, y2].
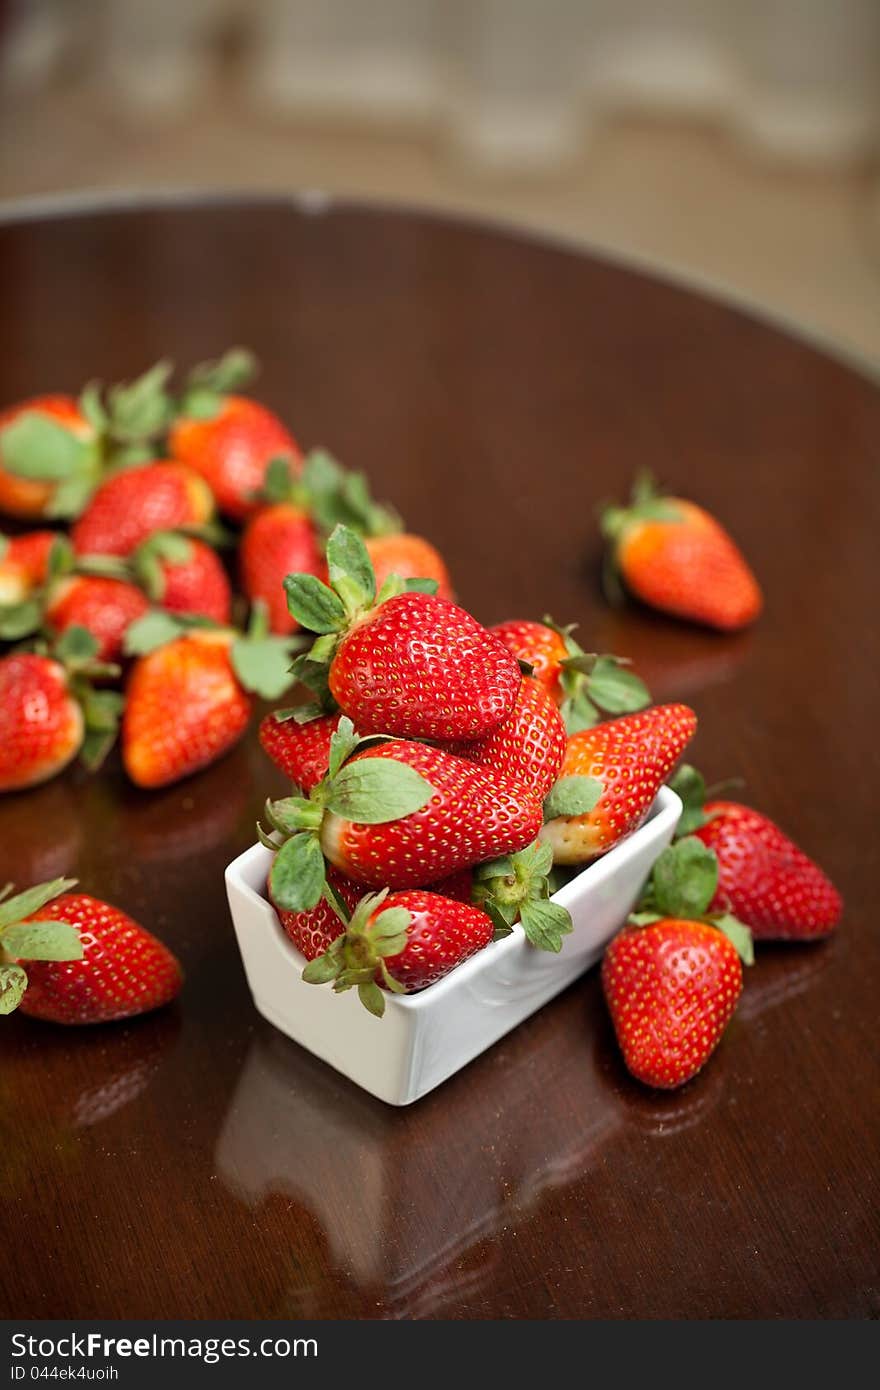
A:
[225, 785, 681, 1106]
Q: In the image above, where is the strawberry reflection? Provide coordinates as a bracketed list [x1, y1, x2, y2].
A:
[589, 610, 753, 703]
[0, 777, 83, 883]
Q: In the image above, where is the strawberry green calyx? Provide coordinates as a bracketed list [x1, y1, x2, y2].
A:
[0, 877, 82, 1015]
[177, 347, 258, 421]
[0, 535, 75, 641]
[301, 889, 412, 1017]
[599, 471, 685, 606]
[35, 624, 125, 771]
[261, 451, 402, 539]
[542, 774, 603, 822]
[123, 602, 304, 700]
[668, 763, 744, 839]
[543, 616, 650, 734]
[474, 840, 573, 953]
[130, 531, 196, 602]
[284, 524, 438, 707]
[0, 409, 103, 518]
[262, 716, 436, 915]
[631, 835, 754, 965]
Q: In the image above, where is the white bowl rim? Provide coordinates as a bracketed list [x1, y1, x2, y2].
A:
[226, 784, 682, 1014]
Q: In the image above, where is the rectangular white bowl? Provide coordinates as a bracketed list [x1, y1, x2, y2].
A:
[225, 785, 681, 1105]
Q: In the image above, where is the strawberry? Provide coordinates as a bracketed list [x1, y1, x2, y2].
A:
[0, 654, 85, 791]
[0, 630, 123, 790]
[261, 718, 543, 912]
[269, 866, 361, 961]
[444, 675, 567, 800]
[365, 533, 454, 602]
[5, 882, 182, 1024]
[45, 575, 151, 663]
[491, 617, 650, 734]
[167, 351, 300, 521]
[602, 918, 743, 1088]
[540, 704, 697, 864]
[286, 525, 520, 742]
[241, 504, 324, 635]
[71, 461, 214, 558]
[601, 472, 762, 631]
[696, 799, 841, 941]
[0, 530, 58, 602]
[259, 710, 340, 791]
[301, 888, 494, 1016]
[132, 531, 232, 624]
[121, 610, 295, 789]
[0, 396, 99, 520]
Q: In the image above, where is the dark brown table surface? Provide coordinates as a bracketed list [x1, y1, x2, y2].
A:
[1, 197, 878, 1321]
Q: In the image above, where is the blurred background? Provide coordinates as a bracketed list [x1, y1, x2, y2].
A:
[1, 0, 878, 368]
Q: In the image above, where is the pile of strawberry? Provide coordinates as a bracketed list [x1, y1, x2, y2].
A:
[0, 349, 450, 792]
[0, 349, 843, 1092]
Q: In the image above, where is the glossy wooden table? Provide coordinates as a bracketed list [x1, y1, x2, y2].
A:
[2, 198, 878, 1320]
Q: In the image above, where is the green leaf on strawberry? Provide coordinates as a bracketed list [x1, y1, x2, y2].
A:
[543, 615, 651, 732]
[0, 413, 92, 481]
[1, 920, 83, 962]
[668, 763, 710, 836]
[631, 836, 754, 965]
[0, 964, 28, 1015]
[269, 832, 327, 914]
[543, 774, 602, 821]
[474, 838, 573, 952]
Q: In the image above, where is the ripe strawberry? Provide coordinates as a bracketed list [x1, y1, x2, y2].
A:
[0, 654, 84, 791]
[602, 919, 743, 1088]
[0, 530, 58, 602]
[540, 704, 697, 863]
[444, 675, 567, 799]
[491, 616, 650, 733]
[269, 866, 361, 960]
[121, 609, 295, 789]
[301, 888, 494, 1016]
[601, 473, 762, 631]
[259, 710, 340, 791]
[694, 800, 842, 941]
[286, 525, 521, 742]
[320, 741, 541, 889]
[262, 720, 543, 914]
[241, 504, 324, 634]
[0, 396, 99, 520]
[15, 891, 182, 1024]
[72, 461, 214, 557]
[132, 531, 232, 624]
[170, 394, 300, 522]
[122, 631, 251, 789]
[364, 533, 454, 602]
[45, 575, 151, 663]
[492, 619, 568, 703]
[330, 592, 520, 741]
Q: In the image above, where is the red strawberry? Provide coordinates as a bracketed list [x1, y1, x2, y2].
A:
[328, 592, 520, 741]
[286, 525, 521, 742]
[170, 398, 300, 521]
[491, 619, 568, 704]
[694, 801, 842, 941]
[444, 675, 567, 799]
[15, 892, 182, 1024]
[263, 722, 543, 916]
[302, 888, 494, 1016]
[0, 654, 84, 791]
[45, 575, 151, 663]
[540, 704, 697, 863]
[601, 473, 762, 632]
[0, 396, 98, 520]
[132, 531, 232, 624]
[269, 866, 361, 960]
[122, 631, 251, 789]
[72, 461, 214, 557]
[364, 533, 454, 602]
[0, 530, 58, 602]
[259, 711, 340, 791]
[490, 616, 650, 733]
[240, 504, 324, 634]
[319, 741, 542, 889]
[602, 919, 743, 1088]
